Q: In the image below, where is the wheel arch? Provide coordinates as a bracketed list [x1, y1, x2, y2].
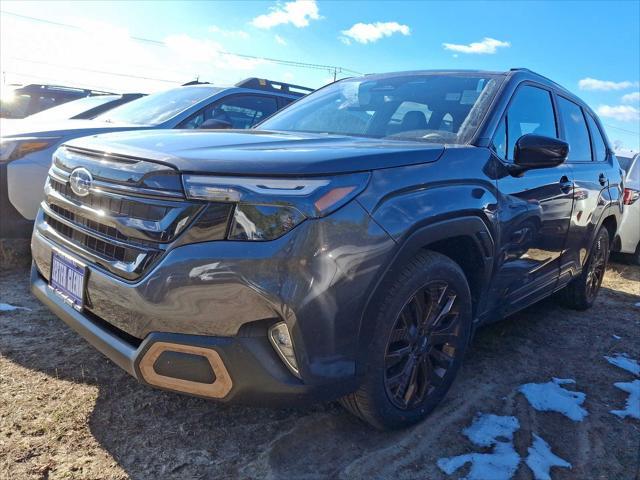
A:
[355, 216, 495, 375]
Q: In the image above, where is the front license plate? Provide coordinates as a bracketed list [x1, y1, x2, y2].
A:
[50, 251, 86, 310]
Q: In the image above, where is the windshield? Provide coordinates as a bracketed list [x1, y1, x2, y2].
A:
[258, 73, 502, 143]
[96, 86, 221, 125]
[27, 95, 118, 121]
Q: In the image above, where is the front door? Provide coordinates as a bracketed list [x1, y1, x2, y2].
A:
[488, 84, 574, 316]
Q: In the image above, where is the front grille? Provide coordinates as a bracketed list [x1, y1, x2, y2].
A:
[50, 179, 169, 221]
[44, 212, 134, 263]
[40, 148, 204, 280]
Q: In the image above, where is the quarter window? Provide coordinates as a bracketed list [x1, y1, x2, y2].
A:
[502, 86, 557, 161]
[557, 97, 592, 162]
[586, 114, 607, 162]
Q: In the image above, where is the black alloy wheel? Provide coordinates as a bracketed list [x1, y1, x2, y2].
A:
[384, 281, 462, 410]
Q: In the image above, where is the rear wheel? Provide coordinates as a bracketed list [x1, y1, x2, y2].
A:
[558, 226, 610, 310]
[341, 251, 472, 430]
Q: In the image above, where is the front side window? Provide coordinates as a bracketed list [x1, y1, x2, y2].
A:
[212, 95, 278, 129]
[557, 97, 592, 162]
[585, 113, 607, 162]
[257, 73, 503, 144]
[180, 95, 279, 129]
[503, 86, 557, 161]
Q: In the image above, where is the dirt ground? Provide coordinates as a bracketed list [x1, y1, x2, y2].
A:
[1, 254, 638, 480]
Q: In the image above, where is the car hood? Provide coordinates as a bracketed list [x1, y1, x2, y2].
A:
[64, 129, 447, 175]
[0, 118, 145, 138]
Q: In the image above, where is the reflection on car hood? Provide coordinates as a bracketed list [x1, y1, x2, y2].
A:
[0, 118, 145, 138]
[64, 129, 448, 175]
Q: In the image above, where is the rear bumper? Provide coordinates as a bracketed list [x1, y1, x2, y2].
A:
[31, 264, 356, 405]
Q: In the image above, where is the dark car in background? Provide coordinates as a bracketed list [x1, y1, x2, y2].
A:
[26, 93, 145, 121]
[30, 69, 623, 429]
[0, 78, 313, 238]
[0, 84, 114, 119]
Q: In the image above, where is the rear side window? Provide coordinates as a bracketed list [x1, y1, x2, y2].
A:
[504, 86, 557, 161]
[557, 97, 592, 162]
[585, 114, 607, 162]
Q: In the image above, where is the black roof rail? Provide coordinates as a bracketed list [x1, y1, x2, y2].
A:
[235, 77, 314, 96]
[18, 84, 115, 95]
[182, 80, 211, 86]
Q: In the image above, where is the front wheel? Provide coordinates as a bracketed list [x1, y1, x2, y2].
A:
[558, 226, 610, 310]
[341, 251, 472, 430]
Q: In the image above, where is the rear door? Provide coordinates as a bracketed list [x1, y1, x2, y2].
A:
[489, 84, 575, 315]
[558, 99, 615, 279]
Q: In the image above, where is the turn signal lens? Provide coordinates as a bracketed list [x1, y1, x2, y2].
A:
[268, 322, 300, 377]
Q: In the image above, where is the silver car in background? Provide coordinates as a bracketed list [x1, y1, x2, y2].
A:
[614, 152, 640, 263]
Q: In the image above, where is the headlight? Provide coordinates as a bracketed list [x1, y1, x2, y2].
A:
[183, 172, 369, 241]
[0, 137, 61, 163]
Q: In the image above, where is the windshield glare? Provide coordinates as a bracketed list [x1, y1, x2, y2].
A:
[95, 86, 220, 125]
[258, 74, 502, 143]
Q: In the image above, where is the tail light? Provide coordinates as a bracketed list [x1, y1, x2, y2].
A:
[623, 188, 640, 205]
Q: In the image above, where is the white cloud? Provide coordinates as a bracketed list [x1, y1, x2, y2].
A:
[275, 34, 287, 46]
[622, 91, 640, 103]
[442, 37, 510, 54]
[578, 77, 638, 91]
[208, 25, 249, 39]
[164, 34, 264, 70]
[596, 104, 640, 122]
[251, 0, 320, 29]
[340, 22, 410, 45]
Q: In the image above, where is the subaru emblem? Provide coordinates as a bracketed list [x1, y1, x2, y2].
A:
[69, 167, 93, 197]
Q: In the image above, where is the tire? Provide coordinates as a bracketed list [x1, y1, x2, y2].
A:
[631, 242, 640, 266]
[340, 251, 473, 430]
[558, 226, 610, 310]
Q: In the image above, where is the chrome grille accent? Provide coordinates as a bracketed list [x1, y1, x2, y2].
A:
[39, 149, 204, 280]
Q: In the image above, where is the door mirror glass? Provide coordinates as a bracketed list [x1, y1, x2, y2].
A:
[514, 134, 568, 169]
[199, 118, 232, 130]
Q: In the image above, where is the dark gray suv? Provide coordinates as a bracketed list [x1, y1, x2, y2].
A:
[30, 69, 623, 429]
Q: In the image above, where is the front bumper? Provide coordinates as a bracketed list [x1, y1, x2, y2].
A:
[31, 199, 397, 403]
[31, 264, 355, 405]
[0, 162, 33, 238]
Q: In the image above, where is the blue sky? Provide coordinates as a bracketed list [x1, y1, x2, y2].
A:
[1, 0, 639, 149]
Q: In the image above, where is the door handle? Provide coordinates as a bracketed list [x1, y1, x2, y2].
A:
[599, 173, 608, 186]
[559, 176, 572, 193]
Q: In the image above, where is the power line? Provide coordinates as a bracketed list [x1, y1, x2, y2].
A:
[602, 123, 640, 135]
[7, 57, 182, 84]
[0, 10, 362, 77]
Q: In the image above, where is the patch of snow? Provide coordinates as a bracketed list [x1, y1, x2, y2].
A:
[438, 442, 520, 480]
[605, 353, 640, 376]
[610, 380, 640, 420]
[526, 433, 571, 480]
[518, 378, 587, 421]
[0, 303, 31, 312]
[612, 334, 621, 340]
[437, 413, 520, 480]
[463, 413, 520, 446]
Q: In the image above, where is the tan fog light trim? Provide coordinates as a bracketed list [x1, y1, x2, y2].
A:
[139, 342, 232, 398]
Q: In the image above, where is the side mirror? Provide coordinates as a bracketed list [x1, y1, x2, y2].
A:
[199, 118, 232, 130]
[514, 134, 569, 170]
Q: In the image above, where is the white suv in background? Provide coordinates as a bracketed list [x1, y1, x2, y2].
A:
[0, 78, 311, 238]
[614, 152, 640, 264]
